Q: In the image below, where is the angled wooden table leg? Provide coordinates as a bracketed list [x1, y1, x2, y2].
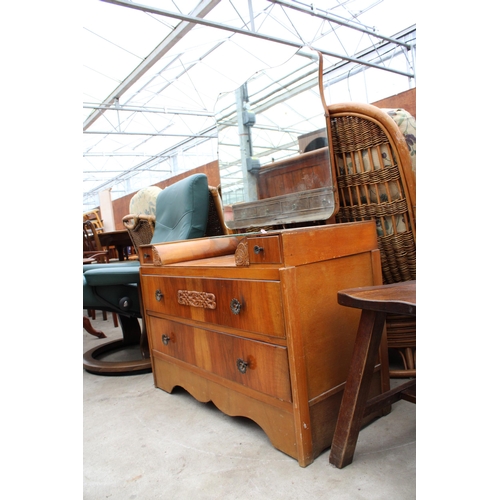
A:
[329, 309, 387, 468]
[329, 281, 416, 469]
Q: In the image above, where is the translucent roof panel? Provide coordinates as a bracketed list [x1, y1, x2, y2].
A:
[83, 0, 416, 211]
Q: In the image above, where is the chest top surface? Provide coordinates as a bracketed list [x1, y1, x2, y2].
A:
[139, 221, 378, 272]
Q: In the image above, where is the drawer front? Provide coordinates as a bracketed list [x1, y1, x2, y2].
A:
[246, 235, 282, 264]
[142, 275, 285, 338]
[139, 245, 155, 265]
[149, 317, 292, 402]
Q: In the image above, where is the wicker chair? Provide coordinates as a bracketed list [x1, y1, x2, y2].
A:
[323, 102, 416, 377]
[122, 186, 161, 255]
[207, 185, 232, 236]
[123, 214, 157, 255]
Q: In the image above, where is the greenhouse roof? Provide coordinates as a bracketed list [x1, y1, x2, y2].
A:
[83, 0, 416, 211]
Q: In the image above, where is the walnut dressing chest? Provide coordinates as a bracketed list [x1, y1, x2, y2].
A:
[139, 221, 388, 467]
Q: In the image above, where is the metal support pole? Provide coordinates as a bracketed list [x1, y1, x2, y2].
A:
[236, 84, 258, 202]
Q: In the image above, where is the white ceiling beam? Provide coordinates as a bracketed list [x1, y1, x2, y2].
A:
[83, 0, 222, 131]
[84, 131, 216, 138]
[102, 0, 414, 78]
[267, 0, 412, 49]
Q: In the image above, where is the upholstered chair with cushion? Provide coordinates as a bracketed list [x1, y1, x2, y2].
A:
[82, 174, 210, 374]
[129, 185, 162, 216]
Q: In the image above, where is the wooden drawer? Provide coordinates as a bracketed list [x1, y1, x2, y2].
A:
[149, 317, 292, 402]
[142, 275, 285, 338]
[245, 235, 282, 264]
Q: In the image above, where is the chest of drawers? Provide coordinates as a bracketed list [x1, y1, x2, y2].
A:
[139, 221, 389, 467]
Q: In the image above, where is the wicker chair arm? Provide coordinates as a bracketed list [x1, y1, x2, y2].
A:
[123, 214, 156, 230]
[122, 214, 156, 253]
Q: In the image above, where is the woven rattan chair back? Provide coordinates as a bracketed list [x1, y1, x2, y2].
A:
[206, 186, 232, 237]
[324, 103, 416, 284]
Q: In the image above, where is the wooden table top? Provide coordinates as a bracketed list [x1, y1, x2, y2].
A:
[337, 280, 416, 316]
[98, 229, 132, 246]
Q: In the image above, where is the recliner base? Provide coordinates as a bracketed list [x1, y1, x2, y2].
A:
[83, 339, 151, 374]
[83, 314, 151, 375]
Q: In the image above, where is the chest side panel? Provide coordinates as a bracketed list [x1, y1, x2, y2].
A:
[288, 252, 378, 399]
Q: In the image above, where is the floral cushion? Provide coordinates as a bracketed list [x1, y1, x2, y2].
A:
[129, 186, 162, 216]
[383, 108, 416, 175]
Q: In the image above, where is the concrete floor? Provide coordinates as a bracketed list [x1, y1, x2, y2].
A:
[83, 313, 416, 500]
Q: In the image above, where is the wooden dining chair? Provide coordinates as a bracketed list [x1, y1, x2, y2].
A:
[83, 220, 108, 263]
[83, 220, 118, 331]
[83, 209, 105, 233]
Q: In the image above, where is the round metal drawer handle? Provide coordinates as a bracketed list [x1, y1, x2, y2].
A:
[253, 245, 264, 255]
[161, 334, 170, 346]
[230, 298, 242, 315]
[236, 358, 248, 374]
[155, 289, 163, 301]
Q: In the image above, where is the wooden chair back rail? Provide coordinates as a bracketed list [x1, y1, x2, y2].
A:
[83, 220, 108, 263]
[83, 210, 105, 233]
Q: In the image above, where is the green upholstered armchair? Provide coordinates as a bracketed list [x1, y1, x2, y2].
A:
[83, 174, 210, 374]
